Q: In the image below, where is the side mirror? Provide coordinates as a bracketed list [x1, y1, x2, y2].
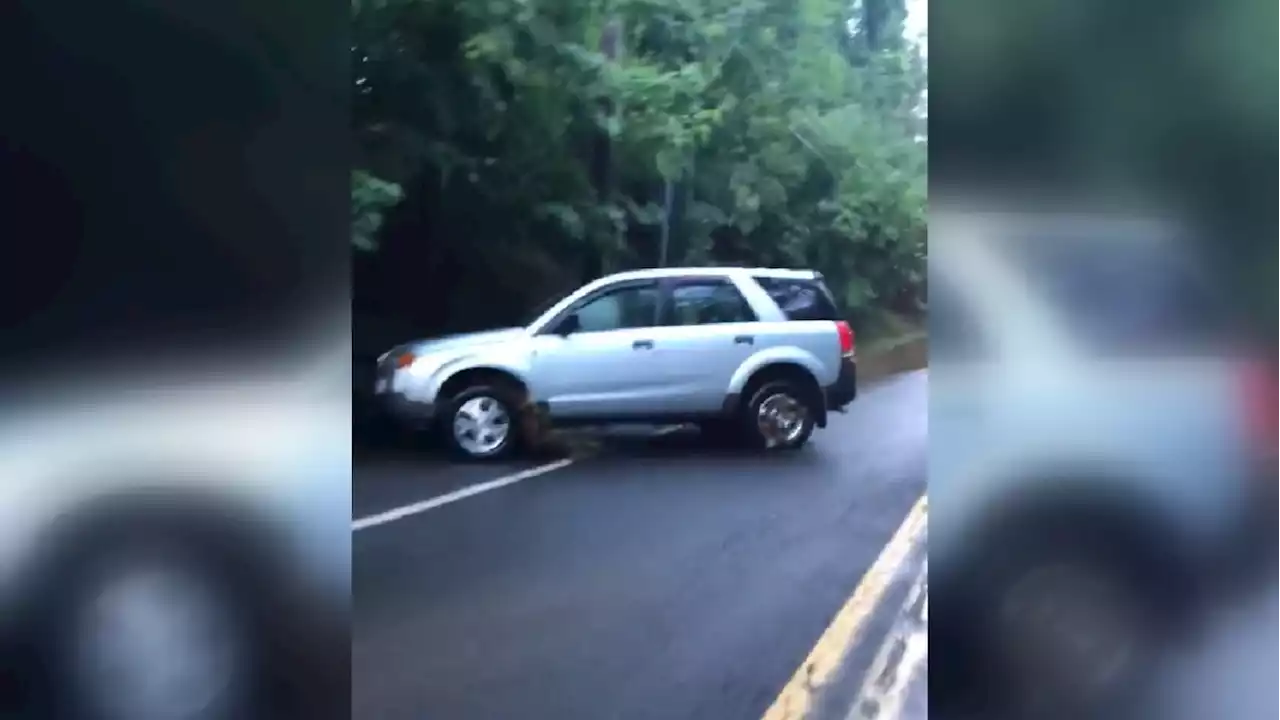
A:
[556, 313, 581, 336]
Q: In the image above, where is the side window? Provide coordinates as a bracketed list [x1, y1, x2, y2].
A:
[929, 280, 987, 361]
[753, 277, 842, 321]
[573, 283, 660, 332]
[665, 281, 757, 326]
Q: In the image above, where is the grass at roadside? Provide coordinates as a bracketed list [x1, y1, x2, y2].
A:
[859, 331, 928, 384]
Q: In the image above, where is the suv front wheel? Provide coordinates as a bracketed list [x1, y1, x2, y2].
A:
[742, 380, 816, 451]
[441, 384, 522, 461]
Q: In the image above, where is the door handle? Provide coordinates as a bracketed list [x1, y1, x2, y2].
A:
[632, 339, 655, 350]
[734, 335, 754, 345]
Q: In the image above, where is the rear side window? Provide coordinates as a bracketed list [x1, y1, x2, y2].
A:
[753, 276, 842, 321]
[663, 281, 757, 325]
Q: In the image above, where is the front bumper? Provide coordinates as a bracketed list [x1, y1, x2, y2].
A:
[825, 356, 858, 412]
[368, 361, 439, 430]
[379, 392, 437, 429]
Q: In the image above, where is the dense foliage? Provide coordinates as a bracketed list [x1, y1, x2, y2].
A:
[352, 0, 927, 345]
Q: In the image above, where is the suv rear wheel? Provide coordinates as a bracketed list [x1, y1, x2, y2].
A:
[939, 521, 1175, 720]
[741, 380, 816, 451]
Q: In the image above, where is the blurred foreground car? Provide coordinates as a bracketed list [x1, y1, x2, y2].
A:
[0, 361, 350, 720]
[374, 267, 859, 460]
[928, 211, 1275, 719]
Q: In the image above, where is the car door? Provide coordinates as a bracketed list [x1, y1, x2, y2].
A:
[527, 279, 669, 420]
[649, 277, 761, 414]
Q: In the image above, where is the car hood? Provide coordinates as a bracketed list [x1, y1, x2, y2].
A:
[386, 327, 528, 359]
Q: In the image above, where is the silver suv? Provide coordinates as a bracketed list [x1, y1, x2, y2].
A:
[375, 267, 859, 460]
[928, 210, 1271, 718]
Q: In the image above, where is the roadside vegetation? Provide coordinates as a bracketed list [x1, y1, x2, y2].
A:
[351, 0, 927, 354]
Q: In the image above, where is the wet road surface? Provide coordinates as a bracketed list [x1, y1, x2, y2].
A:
[353, 370, 929, 720]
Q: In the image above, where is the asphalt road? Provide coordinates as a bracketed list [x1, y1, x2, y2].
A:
[353, 370, 929, 720]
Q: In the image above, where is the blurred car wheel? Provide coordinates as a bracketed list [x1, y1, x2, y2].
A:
[37, 528, 266, 720]
[962, 524, 1175, 720]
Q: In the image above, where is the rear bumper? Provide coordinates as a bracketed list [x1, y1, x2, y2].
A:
[824, 356, 858, 411]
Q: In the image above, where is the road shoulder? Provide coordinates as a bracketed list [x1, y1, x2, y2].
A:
[762, 496, 928, 720]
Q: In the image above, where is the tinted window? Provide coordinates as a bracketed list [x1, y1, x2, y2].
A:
[753, 277, 842, 321]
[665, 281, 757, 325]
[996, 234, 1228, 353]
[573, 284, 660, 332]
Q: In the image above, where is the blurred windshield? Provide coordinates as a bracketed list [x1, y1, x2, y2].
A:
[994, 228, 1231, 354]
[519, 287, 575, 327]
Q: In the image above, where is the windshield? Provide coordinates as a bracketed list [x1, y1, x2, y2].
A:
[519, 287, 575, 327]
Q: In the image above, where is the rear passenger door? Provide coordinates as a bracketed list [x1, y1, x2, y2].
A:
[653, 277, 761, 413]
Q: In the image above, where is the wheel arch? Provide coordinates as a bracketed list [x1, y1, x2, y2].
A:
[729, 360, 827, 427]
[946, 468, 1204, 627]
[436, 366, 531, 405]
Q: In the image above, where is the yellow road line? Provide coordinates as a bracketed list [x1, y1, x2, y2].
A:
[761, 495, 928, 720]
[849, 560, 929, 720]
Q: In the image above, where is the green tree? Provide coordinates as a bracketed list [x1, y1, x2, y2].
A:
[352, 0, 927, 336]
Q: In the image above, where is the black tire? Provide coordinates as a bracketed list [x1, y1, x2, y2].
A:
[33, 526, 267, 720]
[943, 526, 1169, 720]
[740, 379, 817, 451]
[439, 383, 524, 461]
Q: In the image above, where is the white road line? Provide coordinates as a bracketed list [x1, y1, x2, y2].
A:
[353, 458, 574, 532]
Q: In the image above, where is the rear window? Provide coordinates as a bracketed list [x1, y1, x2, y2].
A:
[753, 276, 842, 321]
[996, 232, 1230, 354]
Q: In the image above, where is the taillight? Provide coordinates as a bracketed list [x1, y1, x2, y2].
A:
[395, 352, 417, 369]
[1242, 360, 1277, 456]
[835, 321, 855, 356]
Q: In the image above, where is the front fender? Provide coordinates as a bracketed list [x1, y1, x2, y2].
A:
[726, 347, 828, 396]
[411, 348, 532, 404]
